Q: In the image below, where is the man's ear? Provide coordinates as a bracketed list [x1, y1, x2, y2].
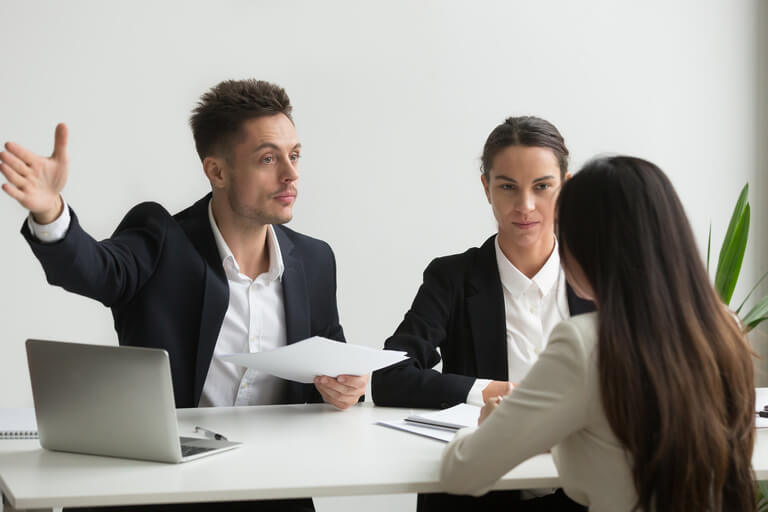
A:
[203, 156, 226, 189]
[481, 174, 491, 204]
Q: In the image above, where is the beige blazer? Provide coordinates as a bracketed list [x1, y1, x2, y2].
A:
[440, 312, 638, 512]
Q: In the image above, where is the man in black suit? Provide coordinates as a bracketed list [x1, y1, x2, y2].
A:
[1, 79, 366, 511]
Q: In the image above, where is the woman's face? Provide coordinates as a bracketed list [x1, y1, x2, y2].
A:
[481, 145, 566, 252]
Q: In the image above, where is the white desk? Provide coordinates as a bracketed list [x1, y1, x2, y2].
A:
[0, 403, 559, 511]
[4, 403, 768, 511]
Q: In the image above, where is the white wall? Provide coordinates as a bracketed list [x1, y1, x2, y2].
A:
[0, 1, 763, 510]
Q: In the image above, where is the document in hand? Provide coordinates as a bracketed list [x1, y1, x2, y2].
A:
[376, 403, 481, 443]
[217, 337, 408, 383]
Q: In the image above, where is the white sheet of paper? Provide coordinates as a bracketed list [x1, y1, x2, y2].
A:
[217, 337, 408, 383]
[376, 419, 459, 443]
[756, 387, 768, 429]
[405, 403, 481, 430]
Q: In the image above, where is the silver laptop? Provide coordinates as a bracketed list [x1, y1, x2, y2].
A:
[26, 339, 240, 463]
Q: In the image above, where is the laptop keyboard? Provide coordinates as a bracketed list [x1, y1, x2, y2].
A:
[181, 445, 216, 457]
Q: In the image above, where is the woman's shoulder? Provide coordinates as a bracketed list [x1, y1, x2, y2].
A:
[550, 312, 599, 354]
[425, 235, 497, 275]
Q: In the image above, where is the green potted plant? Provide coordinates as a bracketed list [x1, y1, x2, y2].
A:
[708, 183, 768, 331]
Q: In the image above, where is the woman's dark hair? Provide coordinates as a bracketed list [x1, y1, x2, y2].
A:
[557, 156, 755, 512]
[190, 79, 293, 162]
[480, 116, 568, 179]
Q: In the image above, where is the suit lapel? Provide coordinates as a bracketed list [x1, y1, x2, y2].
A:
[467, 236, 509, 380]
[177, 195, 229, 405]
[274, 226, 313, 403]
[275, 226, 311, 344]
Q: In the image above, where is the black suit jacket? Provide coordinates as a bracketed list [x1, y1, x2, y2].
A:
[372, 235, 595, 409]
[22, 194, 345, 408]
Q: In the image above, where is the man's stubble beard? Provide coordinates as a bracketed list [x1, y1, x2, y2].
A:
[227, 186, 292, 226]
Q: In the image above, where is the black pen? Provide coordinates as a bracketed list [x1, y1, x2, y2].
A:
[194, 425, 228, 441]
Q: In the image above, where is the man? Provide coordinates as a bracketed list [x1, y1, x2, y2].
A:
[1, 79, 366, 511]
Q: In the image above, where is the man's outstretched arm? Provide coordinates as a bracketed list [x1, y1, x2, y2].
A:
[4, 124, 167, 308]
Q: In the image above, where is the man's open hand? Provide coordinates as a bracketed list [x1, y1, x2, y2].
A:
[1, 123, 69, 223]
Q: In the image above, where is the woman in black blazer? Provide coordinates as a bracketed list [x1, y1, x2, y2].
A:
[372, 116, 593, 512]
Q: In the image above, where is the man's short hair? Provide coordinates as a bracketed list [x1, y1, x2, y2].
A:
[190, 79, 293, 162]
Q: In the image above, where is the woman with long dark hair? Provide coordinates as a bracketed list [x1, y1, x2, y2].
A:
[440, 156, 756, 511]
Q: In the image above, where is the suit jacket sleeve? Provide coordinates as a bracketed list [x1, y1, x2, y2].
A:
[440, 318, 592, 496]
[21, 203, 167, 308]
[372, 259, 475, 408]
[320, 243, 344, 343]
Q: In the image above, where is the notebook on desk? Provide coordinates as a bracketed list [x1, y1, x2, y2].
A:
[25, 339, 240, 463]
[0, 408, 38, 439]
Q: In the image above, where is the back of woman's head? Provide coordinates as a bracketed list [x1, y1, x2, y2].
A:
[557, 156, 755, 512]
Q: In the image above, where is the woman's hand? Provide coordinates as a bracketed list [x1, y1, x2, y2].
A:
[479, 395, 503, 425]
[481, 380, 513, 403]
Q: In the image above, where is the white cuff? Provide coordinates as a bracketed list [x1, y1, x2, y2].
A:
[27, 199, 71, 243]
[466, 378, 492, 406]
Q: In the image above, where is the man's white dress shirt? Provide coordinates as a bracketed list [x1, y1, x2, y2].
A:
[199, 201, 288, 407]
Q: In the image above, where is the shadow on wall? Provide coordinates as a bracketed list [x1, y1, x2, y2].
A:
[750, 0, 768, 386]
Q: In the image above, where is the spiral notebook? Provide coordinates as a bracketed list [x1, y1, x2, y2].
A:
[0, 408, 38, 439]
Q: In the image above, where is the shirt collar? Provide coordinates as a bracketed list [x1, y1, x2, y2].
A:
[207, 200, 284, 282]
[494, 236, 561, 299]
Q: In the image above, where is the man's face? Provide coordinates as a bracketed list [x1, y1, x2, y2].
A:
[220, 113, 300, 226]
[481, 145, 564, 250]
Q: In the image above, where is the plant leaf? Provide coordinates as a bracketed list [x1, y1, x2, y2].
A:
[736, 271, 768, 315]
[715, 184, 750, 305]
[707, 223, 712, 274]
[758, 480, 768, 511]
[742, 294, 768, 331]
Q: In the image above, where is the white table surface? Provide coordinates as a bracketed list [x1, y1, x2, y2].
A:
[5, 403, 768, 511]
[0, 403, 560, 510]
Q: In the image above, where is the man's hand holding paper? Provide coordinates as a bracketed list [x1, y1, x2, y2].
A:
[217, 336, 408, 409]
[314, 374, 369, 410]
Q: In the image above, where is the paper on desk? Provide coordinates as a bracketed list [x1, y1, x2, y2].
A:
[405, 403, 481, 430]
[377, 419, 459, 443]
[756, 388, 768, 429]
[217, 337, 408, 383]
[376, 404, 481, 443]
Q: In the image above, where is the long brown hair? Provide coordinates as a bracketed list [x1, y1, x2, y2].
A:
[557, 156, 755, 511]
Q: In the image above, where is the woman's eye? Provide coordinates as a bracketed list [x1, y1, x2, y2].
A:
[501, 184, 514, 191]
[262, 155, 274, 164]
[536, 183, 551, 191]
[290, 153, 301, 162]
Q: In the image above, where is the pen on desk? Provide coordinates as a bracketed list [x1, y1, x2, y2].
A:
[194, 425, 228, 441]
